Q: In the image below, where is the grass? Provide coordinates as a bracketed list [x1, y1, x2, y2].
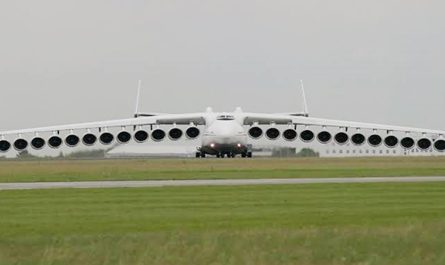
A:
[1, 183, 445, 264]
[0, 156, 445, 182]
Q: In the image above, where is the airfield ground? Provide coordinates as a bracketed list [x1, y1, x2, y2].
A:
[1, 157, 445, 265]
[0, 156, 445, 182]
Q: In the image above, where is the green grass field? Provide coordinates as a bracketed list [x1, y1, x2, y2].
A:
[1, 156, 445, 182]
[1, 183, 445, 265]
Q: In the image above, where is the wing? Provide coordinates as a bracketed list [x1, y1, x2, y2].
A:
[243, 113, 445, 151]
[243, 113, 445, 135]
[0, 113, 206, 152]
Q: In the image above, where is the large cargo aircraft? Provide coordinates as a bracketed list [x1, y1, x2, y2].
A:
[1, 81, 444, 157]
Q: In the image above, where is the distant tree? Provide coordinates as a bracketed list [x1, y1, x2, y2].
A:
[295, 148, 320, 158]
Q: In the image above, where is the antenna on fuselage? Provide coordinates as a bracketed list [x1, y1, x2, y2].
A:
[300, 80, 309, 117]
[134, 80, 142, 118]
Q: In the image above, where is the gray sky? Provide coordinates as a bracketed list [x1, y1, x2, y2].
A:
[1, 0, 444, 130]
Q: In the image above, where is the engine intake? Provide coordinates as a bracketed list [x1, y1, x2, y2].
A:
[48, 136, 62, 148]
[83, 134, 97, 146]
[368, 135, 382, 147]
[434, 140, 445, 152]
[31, 137, 45, 150]
[0, 140, 11, 152]
[266, 128, 280, 140]
[117, 131, 131, 144]
[152, 129, 166, 141]
[169, 128, 183, 140]
[417, 138, 431, 150]
[134, 130, 149, 143]
[401, 137, 415, 149]
[300, 130, 315, 142]
[335, 132, 349, 145]
[351, 133, 365, 145]
[248, 127, 263, 139]
[65, 135, 80, 147]
[100, 133, 114, 145]
[317, 131, 332, 143]
[186, 127, 200, 139]
[14, 139, 28, 151]
[384, 136, 398, 148]
[283, 129, 297, 141]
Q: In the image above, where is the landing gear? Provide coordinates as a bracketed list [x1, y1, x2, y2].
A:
[196, 152, 206, 158]
[247, 152, 252, 158]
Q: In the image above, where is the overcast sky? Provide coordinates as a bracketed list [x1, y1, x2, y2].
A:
[1, 0, 444, 130]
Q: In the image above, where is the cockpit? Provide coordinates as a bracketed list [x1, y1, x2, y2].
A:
[216, 115, 235, 121]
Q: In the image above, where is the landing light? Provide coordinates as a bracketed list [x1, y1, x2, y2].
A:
[237, 143, 242, 148]
[210, 143, 215, 148]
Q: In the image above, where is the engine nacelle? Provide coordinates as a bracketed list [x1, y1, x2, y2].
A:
[14, 139, 28, 151]
[401, 137, 415, 149]
[152, 129, 166, 141]
[384, 136, 399, 148]
[169, 128, 183, 140]
[99, 133, 114, 145]
[368, 135, 382, 147]
[300, 130, 315, 142]
[117, 131, 131, 144]
[335, 132, 349, 145]
[186, 127, 200, 139]
[0, 140, 11, 152]
[434, 140, 445, 152]
[48, 136, 62, 148]
[266, 128, 280, 140]
[317, 131, 332, 143]
[82, 133, 97, 146]
[417, 138, 431, 150]
[134, 130, 149, 143]
[283, 129, 297, 141]
[31, 137, 46, 150]
[351, 133, 365, 145]
[65, 135, 80, 147]
[248, 127, 263, 139]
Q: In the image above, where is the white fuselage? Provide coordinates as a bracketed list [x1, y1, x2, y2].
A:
[200, 113, 248, 155]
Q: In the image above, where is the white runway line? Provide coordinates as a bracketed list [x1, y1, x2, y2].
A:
[1, 176, 445, 191]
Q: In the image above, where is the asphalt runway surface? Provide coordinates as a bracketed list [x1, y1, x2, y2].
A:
[1, 176, 445, 191]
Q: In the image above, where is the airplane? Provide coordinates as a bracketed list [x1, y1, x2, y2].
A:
[0, 81, 445, 158]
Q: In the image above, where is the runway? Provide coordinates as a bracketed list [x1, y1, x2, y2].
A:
[1, 176, 445, 191]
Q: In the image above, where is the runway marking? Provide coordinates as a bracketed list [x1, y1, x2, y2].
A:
[1, 176, 445, 190]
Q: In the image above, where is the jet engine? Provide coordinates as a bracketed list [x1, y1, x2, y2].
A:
[434, 140, 445, 152]
[266, 128, 280, 140]
[65, 135, 80, 147]
[134, 130, 149, 143]
[14, 138, 28, 151]
[368, 135, 382, 147]
[152, 129, 166, 141]
[117, 131, 131, 144]
[248, 127, 263, 139]
[384, 136, 398, 148]
[186, 127, 200, 139]
[0, 140, 11, 152]
[300, 130, 315, 142]
[351, 133, 365, 145]
[317, 131, 332, 143]
[401, 137, 415, 149]
[283, 129, 297, 141]
[48, 136, 62, 148]
[334, 132, 349, 145]
[169, 128, 183, 140]
[99, 133, 114, 145]
[417, 138, 431, 150]
[31, 137, 45, 150]
[82, 133, 97, 146]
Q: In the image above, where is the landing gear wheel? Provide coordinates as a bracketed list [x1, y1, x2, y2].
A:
[200, 152, 206, 158]
[247, 152, 252, 158]
[196, 152, 201, 158]
[241, 153, 247, 158]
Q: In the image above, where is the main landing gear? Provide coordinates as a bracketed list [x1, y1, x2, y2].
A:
[196, 152, 252, 158]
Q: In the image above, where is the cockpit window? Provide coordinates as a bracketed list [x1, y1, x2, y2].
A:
[217, 115, 235, 121]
